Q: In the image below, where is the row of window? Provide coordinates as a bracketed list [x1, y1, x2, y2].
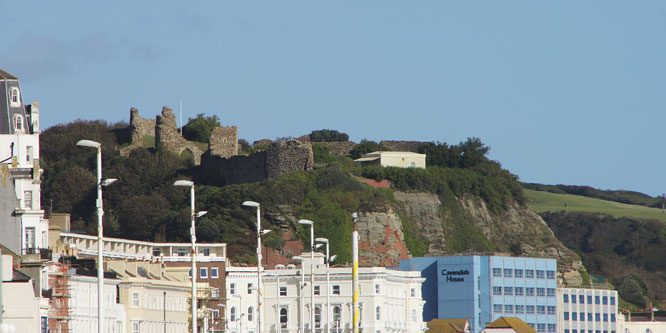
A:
[274, 306, 343, 328]
[492, 286, 555, 297]
[525, 323, 556, 333]
[493, 304, 556, 315]
[191, 267, 219, 279]
[492, 268, 556, 279]
[164, 247, 215, 257]
[564, 330, 616, 333]
[232, 283, 417, 297]
[563, 294, 616, 305]
[564, 312, 616, 322]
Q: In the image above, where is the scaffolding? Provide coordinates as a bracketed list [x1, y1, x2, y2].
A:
[47, 262, 72, 333]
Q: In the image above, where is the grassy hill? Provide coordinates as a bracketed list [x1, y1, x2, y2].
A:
[525, 189, 666, 222]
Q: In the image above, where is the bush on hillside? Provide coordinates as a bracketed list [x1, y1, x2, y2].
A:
[349, 139, 390, 159]
[182, 113, 220, 143]
[309, 129, 349, 142]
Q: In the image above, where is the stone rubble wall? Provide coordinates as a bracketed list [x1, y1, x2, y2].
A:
[155, 106, 204, 165]
[380, 140, 428, 152]
[317, 141, 356, 155]
[208, 126, 238, 158]
[120, 107, 157, 157]
[266, 140, 313, 179]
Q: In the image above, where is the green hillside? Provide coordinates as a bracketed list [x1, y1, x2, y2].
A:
[525, 189, 666, 222]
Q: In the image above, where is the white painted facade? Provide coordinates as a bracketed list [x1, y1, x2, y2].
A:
[557, 288, 619, 333]
[1, 254, 41, 332]
[226, 253, 427, 333]
[354, 151, 426, 169]
[68, 274, 126, 333]
[618, 313, 666, 333]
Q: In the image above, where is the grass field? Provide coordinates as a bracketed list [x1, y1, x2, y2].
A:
[525, 189, 666, 222]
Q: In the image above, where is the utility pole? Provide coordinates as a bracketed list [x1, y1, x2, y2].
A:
[351, 212, 359, 333]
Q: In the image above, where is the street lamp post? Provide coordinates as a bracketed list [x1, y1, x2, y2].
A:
[174, 180, 207, 333]
[76, 139, 117, 333]
[352, 212, 359, 333]
[293, 256, 305, 333]
[242, 201, 270, 333]
[315, 238, 334, 333]
[298, 220, 314, 333]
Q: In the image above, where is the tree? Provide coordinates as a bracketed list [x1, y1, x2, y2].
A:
[309, 129, 349, 142]
[182, 113, 221, 143]
[348, 139, 390, 159]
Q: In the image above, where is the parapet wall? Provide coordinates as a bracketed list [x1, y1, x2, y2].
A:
[267, 140, 313, 179]
[209, 126, 238, 158]
[155, 107, 204, 165]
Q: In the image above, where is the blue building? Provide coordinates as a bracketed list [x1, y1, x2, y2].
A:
[400, 255, 558, 333]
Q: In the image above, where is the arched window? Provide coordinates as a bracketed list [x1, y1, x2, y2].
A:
[14, 114, 23, 132]
[333, 305, 341, 326]
[230, 306, 237, 322]
[280, 308, 288, 328]
[376, 306, 381, 320]
[247, 306, 254, 321]
[411, 309, 417, 322]
[314, 306, 321, 328]
[10, 87, 20, 107]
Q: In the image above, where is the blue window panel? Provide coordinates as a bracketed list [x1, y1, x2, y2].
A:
[587, 313, 593, 321]
[572, 312, 578, 321]
[588, 295, 593, 304]
[548, 306, 556, 315]
[611, 314, 616, 322]
[515, 287, 524, 296]
[579, 295, 585, 304]
[515, 269, 523, 277]
[595, 313, 601, 321]
[504, 268, 513, 277]
[493, 268, 502, 277]
[563, 294, 569, 303]
[610, 297, 615, 305]
[547, 288, 555, 297]
[595, 296, 600, 304]
[603, 296, 608, 305]
[564, 312, 569, 321]
[547, 270, 556, 279]
[536, 270, 545, 278]
[526, 270, 535, 278]
[580, 312, 585, 321]
[603, 314, 608, 322]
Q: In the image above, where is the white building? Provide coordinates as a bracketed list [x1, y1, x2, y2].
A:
[354, 151, 426, 169]
[618, 312, 666, 333]
[68, 272, 126, 333]
[0, 69, 47, 256]
[226, 253, 427, 333]
[557, 288, 619, 333]
[1, 254, 41, 332]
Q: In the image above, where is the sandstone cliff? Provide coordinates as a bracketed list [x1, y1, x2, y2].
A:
[356, 191, 584, 282]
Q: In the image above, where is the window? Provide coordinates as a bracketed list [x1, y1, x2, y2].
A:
[580, 312, 585, 321]
[504, 287, 513, 295]
[588, 313, 593, 321]
[26, 146, 32, 163]
[24, 191, 33, 209]
[526, 305, 535, 314]
[152, 248, 161, 257]
[203, 248, 210, 256]
[230, 307, 237, 321]
[212, 267, 219, 278]
[537, 323, 546, 333]
[571, 294, 577, 303]
[611, 314, 616, 322]
[280, 308, 288, 328]
[595, 313, 601, 321]
[572, 312, 578, 321]
[514, 269, 523, 277]
[603, 314, 608, 322]
[548, 324, 557, 333]
[493, 304, 503, 313]
[515, 287, 523, 296]
[279, 286, 287, 296]
[564, 312, 569, 321]
[493, 286, 502, 295]
[200, 268, 208, 279]
[536, 288, 545, 296]
[564, 294, 569, 303]
[537, 305, 545, 314]
[526, 287, 534, 296]
[505, 305, 513, 313]
[10, 87, 20, 107]
[602, 296, 608, 305]
[525, 269, 534, 278]
[411, 309, 417, 322]
[410, 288, 416, 297]
[611, 296, 615, 305]
[595, 296, 600, 304]
[314, 285, 321, 295]
[248, 306, 254, 321]
[588, 295, 593, 304]
[580, 295, 585, 304]
[230, 283, 236, 295]
[14, 114, 23, 131]
[333, 285, 340, 295]
[25, 227, 35, 250]
[536, 270, 545, 278]
[548, 306, 556, 315]
[515, 305, 524, 314]
[248, 283, 253, 294]
[314, 306, 321, 328]
[547, 270, 556, 279]
[547, 288, 555, 297]
[493, 268, 502, 277]
[504, 269, 513, 277]
[376, 306, 381, 320]
[132, 292, 140, 307]
[333, 306, 342, 322]
[177, 248, 187, 256]
[132, 322, 140, 333]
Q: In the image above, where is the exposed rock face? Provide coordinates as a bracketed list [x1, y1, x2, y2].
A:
[156, 107, 204, 165]
[355, 191, 584, 282]
[267, 140, 313, 180]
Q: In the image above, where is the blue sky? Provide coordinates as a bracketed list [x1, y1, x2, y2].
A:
[2, 1, 666, 196]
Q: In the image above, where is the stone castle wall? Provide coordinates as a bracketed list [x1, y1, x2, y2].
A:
[155, 107, 204, 165]
[201, 140, 313, 186]
[209, 126, 238, 158]
[130, 107, 155, 139]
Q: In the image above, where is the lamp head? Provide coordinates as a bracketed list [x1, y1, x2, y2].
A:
[298, 219, 313, 226]
[102, 178, 117, 186]
[196, 211, 208, 218]
[76, 139, 101, 149]
[242, 201, 260, 208]
[315, 237, 328, 243]
[261, 229, 271, 235]
[173, 180, 194, 187]
[315, 243, 324, 249]
[329, 255, 337, 263]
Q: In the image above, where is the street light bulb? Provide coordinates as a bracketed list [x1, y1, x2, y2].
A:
[315, 244, 323, 249]
[173, 180, 194, 187]
[102, 178, 117, 186]
[76, 139, 101, 148]
[298, 219, 313, 225]
[242, 201, 260, 208]
[196, 211, 208, 218]
[329, 255, 337, 263]
[261, 229, 271, 235]
[315, 237, 328, 243]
